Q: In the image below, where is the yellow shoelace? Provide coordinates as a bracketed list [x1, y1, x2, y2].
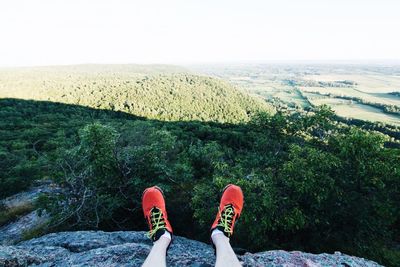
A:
[146, 208, 166, 239]
[217, 205, 235, 236]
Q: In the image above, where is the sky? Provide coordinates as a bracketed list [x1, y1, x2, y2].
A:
[0, 0, 400, 66]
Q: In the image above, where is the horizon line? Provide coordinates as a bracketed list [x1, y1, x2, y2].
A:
[1, 59, 400, 69]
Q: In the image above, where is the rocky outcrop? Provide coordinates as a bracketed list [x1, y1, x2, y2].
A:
[1, 181, 55, 210]
[0, 182, 55, 245]
[0, 231, 383, 266]
[0, 211, 49, 246]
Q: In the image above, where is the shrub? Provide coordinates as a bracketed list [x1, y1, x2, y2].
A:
[35, 111, 399, 266]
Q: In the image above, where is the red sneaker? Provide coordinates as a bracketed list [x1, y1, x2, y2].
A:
[142, 186, 173, 241]
[211, 184, 244, 238]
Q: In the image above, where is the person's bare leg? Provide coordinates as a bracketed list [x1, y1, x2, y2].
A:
[212, 231, 241, 267]
[142, 235, 171, 267]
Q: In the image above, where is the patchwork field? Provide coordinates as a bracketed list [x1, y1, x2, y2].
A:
[191, 64, 400, 126]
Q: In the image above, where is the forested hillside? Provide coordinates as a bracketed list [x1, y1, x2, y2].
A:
[0, 65, 273, 123]
[0, 66, 399, 266]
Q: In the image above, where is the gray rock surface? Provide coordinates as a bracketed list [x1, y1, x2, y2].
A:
[0, 181, 55, 245]
[0, 211, 49, 245]
[1, 181, 55, 209]
[0, 231, 383, 267]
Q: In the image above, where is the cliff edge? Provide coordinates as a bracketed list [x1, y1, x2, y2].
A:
[0, 231, 383, 266]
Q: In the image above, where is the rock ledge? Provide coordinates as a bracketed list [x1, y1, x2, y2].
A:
[0, 231, 383, 266]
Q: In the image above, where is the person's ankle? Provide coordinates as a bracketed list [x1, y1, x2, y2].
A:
[211, 228, 229, 245]
[154, 230, 172, 247]
[161, 230, 171, 240]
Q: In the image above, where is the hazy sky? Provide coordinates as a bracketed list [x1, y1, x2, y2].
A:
[1, 0, 399, 66]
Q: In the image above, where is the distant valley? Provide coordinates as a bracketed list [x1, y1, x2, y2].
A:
[191, 64, 400, 126]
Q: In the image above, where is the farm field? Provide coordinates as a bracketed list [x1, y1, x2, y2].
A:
[191, 64, 400, 126]
[305, 93, 400, 126]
